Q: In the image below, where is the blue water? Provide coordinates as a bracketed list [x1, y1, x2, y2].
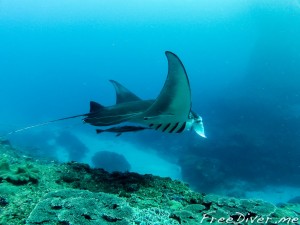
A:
[1, 0, 300, 204]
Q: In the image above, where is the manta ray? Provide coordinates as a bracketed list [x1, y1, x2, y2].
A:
[3, 51, 206, 138]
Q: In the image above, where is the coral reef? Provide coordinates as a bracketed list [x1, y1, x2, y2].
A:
[0, 158, 39, 185]
[0, 142, 299, 225]
[133, 207, 179, 225]
[27, 189, 134, 225]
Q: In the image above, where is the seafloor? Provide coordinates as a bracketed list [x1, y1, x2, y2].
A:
[0, 140, 299, 225]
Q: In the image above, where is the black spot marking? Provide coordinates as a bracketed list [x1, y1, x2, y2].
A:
[155, 124, 162, 130]
[102, 214, 120, 222]
[169, 122, 179, 133]
[176, 122, 186, 133]
[83, 214, 92, 220]
[162, 123, 171, 132]
[149, 124, 154, 127]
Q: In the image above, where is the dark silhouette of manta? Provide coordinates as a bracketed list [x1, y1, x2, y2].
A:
[3, 51, 205, 138]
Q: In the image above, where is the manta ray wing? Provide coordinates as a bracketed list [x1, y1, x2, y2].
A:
[131, 51, 191, 129]
[109, 80, 142, 104]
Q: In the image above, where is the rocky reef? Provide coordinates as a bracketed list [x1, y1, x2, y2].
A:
[0, 141, 299, 225]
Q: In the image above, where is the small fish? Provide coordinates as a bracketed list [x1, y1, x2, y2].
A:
[96, 125, 149, 136]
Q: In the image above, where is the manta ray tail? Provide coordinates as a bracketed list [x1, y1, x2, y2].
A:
[0, 113, 89, 138]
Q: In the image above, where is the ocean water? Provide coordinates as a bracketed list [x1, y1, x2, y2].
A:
[1, 0, 300, 204]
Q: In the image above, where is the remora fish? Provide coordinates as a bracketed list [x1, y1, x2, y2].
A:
[96, 125, 149, 136]
[3, 51, 206, 138]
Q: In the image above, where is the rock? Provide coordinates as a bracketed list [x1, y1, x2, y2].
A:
[92, 151, 131, 173]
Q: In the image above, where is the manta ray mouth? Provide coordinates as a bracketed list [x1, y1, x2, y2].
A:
[190, 112, 206, 138]
[193, 120, 206, 138]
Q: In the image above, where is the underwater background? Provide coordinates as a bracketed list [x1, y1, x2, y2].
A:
[1, 0, 300, 205]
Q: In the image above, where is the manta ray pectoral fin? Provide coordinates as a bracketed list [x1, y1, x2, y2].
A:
[139, 51, 191, 123]
[109, 80, 142, 104]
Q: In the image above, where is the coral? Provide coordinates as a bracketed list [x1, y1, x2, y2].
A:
[133, 207, 179, 225]
[168, 200, 183, 210]
[171, 210, 197, 224]
[0, 158, 39, 185]
[26, 189, 134, 225]
[183, 204, 206, 213]
[203, 194, 278, 217]
[284, 204, 300, 215]
[57, 162, 151, 194]
[0, 196, 8, 206]
[272, 207, 298, 220]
